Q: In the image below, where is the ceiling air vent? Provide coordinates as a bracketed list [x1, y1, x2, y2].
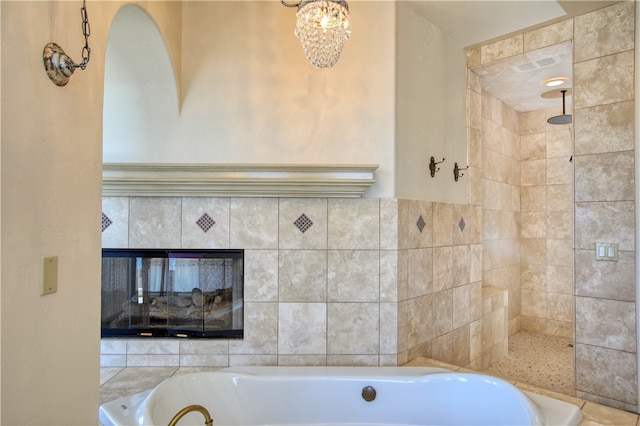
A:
[513, 56, 561, 72]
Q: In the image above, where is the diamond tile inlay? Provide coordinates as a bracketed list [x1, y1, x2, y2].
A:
[416, 215, 426, 233]
[196, 213, 216, 233]
[101, 213, 113, 232]
[294, 213, 313, 233]
[459, 217, 466, 232]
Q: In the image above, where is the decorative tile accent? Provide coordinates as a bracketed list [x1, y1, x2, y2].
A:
[416, 215, 425, 233]
[293, 213, 313, 233]
[196, 213, 216, 233]
[102, 213, 113, 232]
[458, 217, 466, 232]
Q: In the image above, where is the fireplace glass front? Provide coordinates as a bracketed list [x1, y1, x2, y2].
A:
[101, 249, 243, 338]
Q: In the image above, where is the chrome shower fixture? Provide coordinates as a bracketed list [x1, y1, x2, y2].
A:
[547, 89, 572, 125]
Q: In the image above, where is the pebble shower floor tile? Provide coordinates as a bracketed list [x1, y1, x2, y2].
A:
[483, 331, 575, 396]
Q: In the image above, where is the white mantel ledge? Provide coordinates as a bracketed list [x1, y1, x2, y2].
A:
[103, 163, 379, 198]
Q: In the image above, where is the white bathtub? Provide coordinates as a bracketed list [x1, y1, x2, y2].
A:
[99, 366, 582, 426]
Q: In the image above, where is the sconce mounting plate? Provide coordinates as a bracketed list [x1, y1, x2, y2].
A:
[43, 42, 75, 87]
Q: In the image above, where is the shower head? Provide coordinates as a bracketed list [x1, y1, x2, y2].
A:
[547, 89, 572, 125]
[547, 114, 572, 125]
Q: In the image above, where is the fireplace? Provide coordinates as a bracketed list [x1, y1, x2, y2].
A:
[101, 249, 244, 338]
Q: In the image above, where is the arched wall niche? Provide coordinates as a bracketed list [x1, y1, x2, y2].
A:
[103, 5, 180, 162]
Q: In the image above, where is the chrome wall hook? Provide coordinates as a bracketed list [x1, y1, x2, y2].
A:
[453, 163, 469, 181]
[429, 157, 445, 177]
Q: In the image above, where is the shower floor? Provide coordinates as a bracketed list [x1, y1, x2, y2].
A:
[483, 331, 575, 396]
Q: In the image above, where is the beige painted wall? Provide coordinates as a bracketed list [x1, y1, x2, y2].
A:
[395, 2, 468, 203]
[104, 2, 399, 198]
[0, 1, 181, 423]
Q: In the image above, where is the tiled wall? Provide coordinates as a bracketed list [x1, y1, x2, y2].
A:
[467, 0, 637, 412]
[572, 1, 637, 412]
[520, 107, 574, 338]
[476, 86, 522, 337]
[101, 196, 484, 368]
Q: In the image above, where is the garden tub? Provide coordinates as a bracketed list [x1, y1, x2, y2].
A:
[99, 366, 582, 425]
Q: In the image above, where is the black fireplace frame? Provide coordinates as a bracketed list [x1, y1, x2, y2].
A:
[101, 248, 244, 339]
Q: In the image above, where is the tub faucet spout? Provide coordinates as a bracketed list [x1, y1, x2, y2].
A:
[168, 404, 214, 426]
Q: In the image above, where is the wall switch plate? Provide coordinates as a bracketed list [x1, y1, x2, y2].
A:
[595, 242, 619, 261]
[42, 256, 58, 296]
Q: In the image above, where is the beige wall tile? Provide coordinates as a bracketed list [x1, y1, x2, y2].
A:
[244, 249, 278, 302]
[433, 246, 453, 292]
[521, 133, 546, 160]
[279, 250, 327, 302]
[407, 295, 433, 348]
[328, 198, 380, 249]
[453, 244, 471, 287]
[278, 198, 328, 250]
[576, 297, 636, 352]
[521, 263, 547, 291]
[574, 101, 635, 155]
[328, 250, 380, 302]
[546, 128, 573, 159]
[575, 201, 635, 251]
[181, 197, 230, 249]
[328, 303, 379, 354]
[524, 19, 573, 51]
[574, 1, 635, 63]
[521, 238, 546, 265]
[380, 198, 399, 250]
[433, 202, 454, 246]
[102, 197, 129, 248]
[521, 159, 547, 186]
[408, 248, 433, 298]
[129, 197, 182, 248]
[521, 289, 546, 317]
[547, 238, 573, 267]
[546, 265, 573, 295]
[380, 250, 399, 302]
[452, 285, 471, 329]
[521, 186, 546, 211]
[481, 34, 524, 64]
[546, 156, 573, 185]
[521, 212, 546, 238]
[547, 184, 573, 212]
[277, 355, 327, 366]
[433, 289, 453, 337]
[574, 51, 634, 109]
[575, 151, 635, 202]
[547, 293, 573, 322]
[229, 302, 278, 355]
[466, 47, 481, 69]
[576, 343, 638, 405]
[278, 303, 327, 355]
[452, 325, 471, 366]
[575, 249, 635, 302]
[405, 199, 432, 249]
[380, 303, 398, 354]
[230, 198, 279, 249]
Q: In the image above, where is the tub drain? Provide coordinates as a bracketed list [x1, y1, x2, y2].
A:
[362, 385, 376, 402]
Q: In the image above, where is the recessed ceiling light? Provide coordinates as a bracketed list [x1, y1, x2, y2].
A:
[543, 77, 568, 87]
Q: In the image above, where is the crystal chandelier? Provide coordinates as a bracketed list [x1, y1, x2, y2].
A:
[282, 0, 351, 68]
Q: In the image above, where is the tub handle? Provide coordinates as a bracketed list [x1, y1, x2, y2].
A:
[362, 385, 376, 402]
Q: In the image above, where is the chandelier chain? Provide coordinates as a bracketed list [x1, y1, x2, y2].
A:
[76, 0, 91, 70]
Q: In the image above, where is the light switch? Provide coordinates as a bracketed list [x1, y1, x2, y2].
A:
[41, 256, 58, 296]
[595, 242, 619, 261]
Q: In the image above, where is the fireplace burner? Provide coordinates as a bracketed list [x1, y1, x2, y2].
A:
[101, 249, 243, 338]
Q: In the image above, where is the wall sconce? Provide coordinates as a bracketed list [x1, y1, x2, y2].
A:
[281, 0, 351, 68]
[429, 157, 445, 177]
[43, 0, 91, 86]
[453, 163, 469, 181]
